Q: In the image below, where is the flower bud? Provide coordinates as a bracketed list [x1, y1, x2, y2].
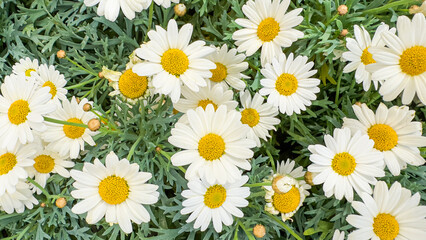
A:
[338, 5, 348, 15]
[57, 50, 66, 59]
[340, 29, 349, 37]
[253, 224, 266, 238]
[174, 3, 187, 17]
[83, 103, 92, 112]
[88, 118, 101, 131]
[55, 197, 66, 208]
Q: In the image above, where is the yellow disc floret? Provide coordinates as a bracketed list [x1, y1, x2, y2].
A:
[399, 46, 426, 76]
[204, 184, 227, 209]
[118, 69, 149, 99]
[210, 63, 228, 83]
[241, 108, 260, 127]
[272, 186, 301, 213]
[33, 155, 55, 174]
[63, 118, 85, 139]
[257, 17, 280, 42]
[275, 73, 298, 96]
[98, 175, 130, 205]
[161, 49, 189, 76]
[0, 153, 17, 175]
[331, 152, 356, 176]
[198, 133, 225, 161]
[197, 99, 218, 110]
[361, 47, 376, 65]
[42, 81, 58, 99]
[367, 124, 398, 151]
[8, 100, 30, 125]
[373, 213, 399, 240]
[25, 69, 35, 77]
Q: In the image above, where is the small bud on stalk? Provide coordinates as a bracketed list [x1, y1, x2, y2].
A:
[55, 197, 67, 208]
[88, 119, 101, 131]
[253, 224, 266, 238]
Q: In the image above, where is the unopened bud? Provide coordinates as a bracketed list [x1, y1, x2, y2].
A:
[340, 29, 349, 37]
[253, 224, 266, 238]
[40, 202, 46, 208]
[304, 171, 314, 186]
[83, 103, 92, 112]
[98, 71, 104, 79]
[338, 5, 348, 15]
[57, 50, 66, 59]
[155, 146, 161, 153]
[174, 3, 187, 17]
[55, 197, 66, 208]
[355, 102, 362, 107]
[88, 119, 101, 131]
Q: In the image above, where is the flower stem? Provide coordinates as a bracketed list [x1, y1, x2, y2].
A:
[237, 220, 256, 240]
[27, 177, 51, 199]
[65, 56, 98, 77]
[144, 3, 154, 42]
[266, 212, 303, 240]
[65, 77, 100, 90]
[244, 182, 271, 188]
[362, 0, 420, 14]
[266, 149, 276, 173]
[127, 134, 144, 161]
[44, 117, 88, 128]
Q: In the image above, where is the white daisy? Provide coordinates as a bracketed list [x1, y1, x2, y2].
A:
[347, 181, 426, 240]
[12, 57, 39, 77]
[0, 180, 38, 214]
[264, 159, 310, 221]
[307, 128, 385, 202]
[0, 75, 56, 150]
[343, 103, 426, 176]
[239, 90, 280, 147]
[70, 152, 159, 234]
[133, 19, 216, 103]
[259, 53, 320, 115]
[0, 143, 35, 196]
[84, 0, 148, 21]
[232, 0, 304, 65]
[32, 64, 68, 104]
[205, 44, 249, 91]
[180, 175, 250, 232]
[42, 97, 97, 159]
[168, 105, 256, 185]
[367, 13, 426, 104]
[342, 24, 395, 91]
[332, 230, 345, 240]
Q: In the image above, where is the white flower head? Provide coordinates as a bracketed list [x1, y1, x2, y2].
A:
[12, 57, 39, 77]
[32, 64, 68, 104]
[84, 0, 149, 21]
[0, 180, 38, 214]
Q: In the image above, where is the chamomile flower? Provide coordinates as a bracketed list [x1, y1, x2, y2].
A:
[259, 53, 320, 115]
[42, 97, 97, 159]
[0, 143, 35, 196]
[168, 105, 256, 185]
[0, 180, 38, 214]
[332, 230, 345, 240]
[347, 181, 426, 240]
[84, 0, 147, 21]
[232, 0, 304, 65]
[32, 64, 68, 104]
[343, 103, 426, 176]
[239, 90, 280, 147]
[133, 19, 216, 103]
[307, 128, 385, 202]
[180, 175, 250, 232]
[264, 160, 310, 221]
[70, 152, 159, 234]
[206, 44, 249, 91]
[12, 57, 39, 77]
[367, 13, 426, 104]
[0, 75, 56, 150]
[342, 24, 395, 91]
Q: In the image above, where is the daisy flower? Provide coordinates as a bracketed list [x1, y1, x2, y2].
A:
[206, 44, 249, 91]
[259, 53, 320, 115]
[133, 19, 216, 103]
[343, 103, 426, 176]
[0, 143, 35, 196]
[12, 57, 39, 77]
[0, 75, 56, 150]
[70, 152, 159, 234]
[180, 175, 250, 232]
[307, 128, 385, 202]
[239, 90, 280, 147]
[347, 181, 426, 240]
[32, 64, 68, 104]
[367, 13, 426, 104]
[332, 230, 345, 240]
[264, 159, 310, 221]
[168, 105, 256, 185]
[342, 24, 395, 91]
[0, 180, 38, 214]
[83, 0, 148, 22]
[42, 97, 97, 159]
[232, 0, 304, 65]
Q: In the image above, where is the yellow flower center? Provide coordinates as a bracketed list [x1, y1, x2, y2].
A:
[331, 152, 356, 176]
[373, 213, 399, 240]
[367, 124, 398, 151]
[25, 68, 35, 77]
[241, 108, 260, 127]
[0, 153, 17, 175]
[161, 49, 189, 76]
[63, 118, 85, 139]
[118, 69, 149, 100]
[33, 154, 55, 174]
[210, 63, 228, 83]
[42, 81, 58, 99]
[198, 133, 225, 161]
[257, 17, 280, 42]
[98, 175, 129, 205]
[275, 73, 298, 96]
[197, 99, 218, 110]
[361, 47, 376, 65]
[399, 46, 426, 76]
[272, 186, 301, 213]
[8, 100, 30, 125]
[204, 184, 227, 209]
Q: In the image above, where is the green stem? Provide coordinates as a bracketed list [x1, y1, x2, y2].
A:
[127, 134, 144, 161]
[27, 177, 51, 199]
[65, 77, 100, 90]
[367, 92, 382, 106]
[160, 151, 186, 173]
[237, 220, 256, 240]
[144, 3, 155, 42]
[335, 67, 343, 104]
[266, 149, 276, 173]
[363, 0, 420, 14]
[44, 117, 88, 128]
[244, 182, 271, 188]
[266, 212, 303, 240]
[325, 13, 339, 27]
[65, 56, 98, 76]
